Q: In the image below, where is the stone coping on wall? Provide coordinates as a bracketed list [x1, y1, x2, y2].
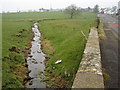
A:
[72, 27, 104, 88]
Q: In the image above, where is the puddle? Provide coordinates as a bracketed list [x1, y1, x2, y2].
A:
[26, 23, 46, 88]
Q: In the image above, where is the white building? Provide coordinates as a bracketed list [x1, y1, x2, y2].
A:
[118, 1, 120, 9]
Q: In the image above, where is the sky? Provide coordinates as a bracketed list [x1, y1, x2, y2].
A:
[0, 0, 120, 12]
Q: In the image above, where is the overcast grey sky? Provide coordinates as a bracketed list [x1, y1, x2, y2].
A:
[0, 0, 119, 12]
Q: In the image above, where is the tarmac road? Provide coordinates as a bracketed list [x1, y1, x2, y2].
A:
[99, 14, 119, 88]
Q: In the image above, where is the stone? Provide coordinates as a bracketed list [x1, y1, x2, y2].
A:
[93, 68, 97, 71]
[24, 64, 28, 67]
[29, 81, 33, 85]
[53, 67, 55, 69]
[28, 70, 31, 74]
[37, 50, 41, 53]
[68, 74, 70, 77]
[28, 55, 33, 58]
[32, 61, 38, 64]
[40, 62, 42, 64]
[24, 76, 33, 82]
[28, 52, 31, 54]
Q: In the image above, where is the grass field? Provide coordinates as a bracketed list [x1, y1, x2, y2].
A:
[2, 17, 33, 88]
[2, 12, 70, 88]
[2, 11, 97, 88]
[39, 12, 97, 87]
[3, 12, 69, 22]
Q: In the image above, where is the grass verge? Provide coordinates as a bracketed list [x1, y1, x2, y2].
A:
[97, 18, 107, 40]
[39, 12, 97, 88]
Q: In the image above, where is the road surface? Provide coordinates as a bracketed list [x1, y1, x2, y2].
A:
[99, 14, 119, 88]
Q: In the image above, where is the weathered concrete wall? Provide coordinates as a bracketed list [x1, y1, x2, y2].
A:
[72, 28, 104, 88]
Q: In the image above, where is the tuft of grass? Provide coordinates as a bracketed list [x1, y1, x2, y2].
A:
[39, 12, 97, 88]
[102, 68, 111, 88]
[41, 39, 55, 57]
[102, 68, 111, 81]
[97, 18, 107, 40]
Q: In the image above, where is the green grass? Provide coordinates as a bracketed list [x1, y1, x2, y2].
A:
[2, 11, 97, 88]
[2, 21, 32, 56]
[39, 12, 97, 88]
[2, 11, 71, 88]
[3, 12, 69, 21]
[2, 20, 33, 88]
[97, 18, 106, 40]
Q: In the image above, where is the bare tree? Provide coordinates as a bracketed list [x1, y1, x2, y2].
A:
[87, 7, 91, 12]
[64, 4, 80, 19]
[93, 5, 99, 13]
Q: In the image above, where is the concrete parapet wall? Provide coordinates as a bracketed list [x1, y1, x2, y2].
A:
[72, 28, 104, 88]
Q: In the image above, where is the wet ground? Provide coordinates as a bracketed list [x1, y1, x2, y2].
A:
[26, 23, 46, 88]
[99, 14, 119, 88]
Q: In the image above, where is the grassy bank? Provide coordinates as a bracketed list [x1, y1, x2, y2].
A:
[2, 20, 33, 88]
[39, 12, 97, 88]
[97, 18, 106, 40]
[2, 11, 70, 88]
[2, 11, 97, 88]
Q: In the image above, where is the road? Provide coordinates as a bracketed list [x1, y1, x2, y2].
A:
[99, 14, 119, 88]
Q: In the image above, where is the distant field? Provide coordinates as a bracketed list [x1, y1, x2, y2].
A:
[2, 12, 97, 88]
[39, 12, 97, 87]
[3, 12, 69, 21]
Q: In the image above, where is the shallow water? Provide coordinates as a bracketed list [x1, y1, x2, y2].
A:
[26, 23, 46, 88]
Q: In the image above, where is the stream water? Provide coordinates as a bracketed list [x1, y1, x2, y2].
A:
[26, 23, 46, 88]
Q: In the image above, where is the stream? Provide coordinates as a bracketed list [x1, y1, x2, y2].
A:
[26, 23, 46, 88]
